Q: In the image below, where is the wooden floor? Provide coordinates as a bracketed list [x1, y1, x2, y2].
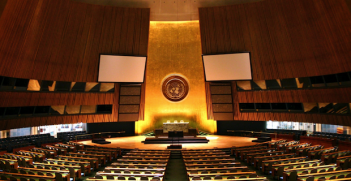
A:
[78, 135, 259, 150]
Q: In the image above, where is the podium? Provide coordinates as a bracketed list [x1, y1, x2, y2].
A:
[163, 122, 189, 133]
[155, 128, 197, 138]
[167, 131, 183, 149]
[168, 131, 184, 138]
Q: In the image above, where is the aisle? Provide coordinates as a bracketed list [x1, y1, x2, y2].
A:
[164, 157, 188, 181]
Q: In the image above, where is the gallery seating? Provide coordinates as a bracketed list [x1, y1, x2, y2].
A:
[183, 148, 268, 181]
[230, 139, 351, 181]
[296, 145, 324, 157]
[2, 137, 350, 181]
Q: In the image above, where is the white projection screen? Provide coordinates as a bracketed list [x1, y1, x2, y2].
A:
[98, 55, 146, 83]
[203, 53, 252, 81]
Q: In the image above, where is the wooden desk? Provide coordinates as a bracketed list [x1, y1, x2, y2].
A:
[182, 152, 226, 156]
[45, 145, 68, 155]
[0, 158, 18, 168]
[18, 167, 70, 181]
[185, 162, 241, 168]
[18, 150, 46, 161]
[0, 171, 55, 181]
[246, 151, 284, 164]
[183, 158, 235, 163]
[46, 159, 91, 169]
[87, 176, 163, 181]
[186, 166, 248, 174]
[122, 155, 170, 159]
[31, 147, 57, 158]
[126, 152, 171, 156]
[78, 150, 112, 161]
[129, 150, 170, 153]
[271, 160, 322, 177]
[66, 153, 106, 165]
[111, 162, 167, 167]
[96, 171, 164, 177]
[296, 169, 351, 181]
[188, 171, 257, 177]
[33, 162, 84, 177]
[183, 155, 231, 159]
[283, 164, 338, 181]
[4, 153, 33, 165]
[86, 147, 121, 157]
[67, 142, 85, 150]
[261, 156, 308, 173]
[55, 143, 77, 152]
[57, 155, 99, 169]
[308, 147, 336, 159]
[191, 178, 266, 181]
[253, 153, 295, 168]
[105, 166, 165, 171]
[117, 159, 168, 163]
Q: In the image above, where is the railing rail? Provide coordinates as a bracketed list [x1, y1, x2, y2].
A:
[75, 131, 125, 143]
[227, 130, 277, 140]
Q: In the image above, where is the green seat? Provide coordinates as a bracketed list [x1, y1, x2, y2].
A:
[1, 175, 8, 180]
[338, 175, 345, 179]
[5, 161, 12, 171]
[21, 158, 27, 167]
[106, 175, 114, 179]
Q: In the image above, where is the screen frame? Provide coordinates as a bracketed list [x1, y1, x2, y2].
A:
[202, 52, 252, 82]
[98, 54, 147, 83]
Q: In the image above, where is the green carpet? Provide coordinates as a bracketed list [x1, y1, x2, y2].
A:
[164, 158, 188, 181]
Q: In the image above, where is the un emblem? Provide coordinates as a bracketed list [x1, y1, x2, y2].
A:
[162, 76, 189, 102]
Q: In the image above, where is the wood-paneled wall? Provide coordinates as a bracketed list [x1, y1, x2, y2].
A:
[0, 92, 114, 107]
[0, 0, 7, 17]
[0, 0, 149, 130]
[200, 0, 351, 127]
[231, 82, 351, 126]
[0, 0, 149, 82]
[199, 0, 351, 80]
[237, 87, 351, 103]
[233, 111, 351, 127]
[1, 114, 112, 131]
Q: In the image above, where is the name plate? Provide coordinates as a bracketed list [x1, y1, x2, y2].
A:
[163, 123, 189, 133]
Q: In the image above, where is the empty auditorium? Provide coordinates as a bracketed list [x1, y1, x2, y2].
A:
[1, 0, 351, 180]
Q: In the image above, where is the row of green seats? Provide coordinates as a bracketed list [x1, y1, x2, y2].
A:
[262, 156, 309, 173]
[0, 171, 55, 181]
[285, 164, 340, 181]
[273, 160, 322, 178]
[297, 145, 323, 157]
[298, 170, 351, 181]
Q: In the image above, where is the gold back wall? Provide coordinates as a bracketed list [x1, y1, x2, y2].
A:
[136, 21, 216, 134]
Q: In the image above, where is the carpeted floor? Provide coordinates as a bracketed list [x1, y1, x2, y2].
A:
[164, 158, 188, 181]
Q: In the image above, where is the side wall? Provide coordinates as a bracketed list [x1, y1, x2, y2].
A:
[0, 0, 149, 82]
[199, 0, 351, 126]
[87, 122, 135, 136]
[0, 0, 150, 130]
[217, 121, 266, 135]
[199, 0, 351, 80]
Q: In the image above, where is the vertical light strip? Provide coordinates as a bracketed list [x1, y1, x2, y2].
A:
[136, 21, 216, 134]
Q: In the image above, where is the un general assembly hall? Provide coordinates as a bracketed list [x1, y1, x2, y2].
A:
[2, 0, 351, 180]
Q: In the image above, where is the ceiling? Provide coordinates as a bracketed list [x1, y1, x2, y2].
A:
[73, 0, 263, 21]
